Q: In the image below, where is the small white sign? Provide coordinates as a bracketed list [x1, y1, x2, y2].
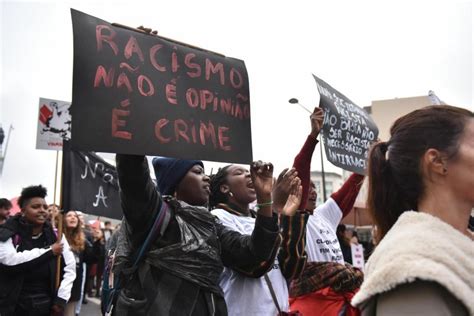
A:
[36, 97, 71, 150]
[351, 243, 365, 272]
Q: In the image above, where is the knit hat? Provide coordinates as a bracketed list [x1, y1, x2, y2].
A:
[152, 157, 204, 195]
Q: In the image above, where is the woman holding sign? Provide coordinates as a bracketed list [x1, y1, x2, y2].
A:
[352, 105, 473, 315]
[288, 107, 365, 316]
[112, 154, 281, 315]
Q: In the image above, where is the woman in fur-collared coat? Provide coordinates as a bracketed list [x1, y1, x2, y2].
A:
[352, 105, 474, 315]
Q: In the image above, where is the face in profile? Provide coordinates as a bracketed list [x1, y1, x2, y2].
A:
[443, 119, 474, 206]
[175, 164, 210, 206]
[22, 197, 48, 226]
[0, 205, 11, 221]
[306, 181, 318, 211]
[222, 165, 256, 204]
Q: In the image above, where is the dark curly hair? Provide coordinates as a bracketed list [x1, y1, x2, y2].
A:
[209, 165, 232, 209]
[18, 185, 47, 208]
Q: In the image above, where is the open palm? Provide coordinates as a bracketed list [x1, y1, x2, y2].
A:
[282, 177, 302, 216]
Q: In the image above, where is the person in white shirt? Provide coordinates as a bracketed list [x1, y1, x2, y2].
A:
[289, 107, 365, 316]
[210, 164, 307, 316]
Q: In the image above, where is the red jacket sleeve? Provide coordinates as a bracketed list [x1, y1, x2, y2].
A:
[292, 135, 318, 210]
[330, 173, 365, 218]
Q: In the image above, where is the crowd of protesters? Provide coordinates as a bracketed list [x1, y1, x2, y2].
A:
[0, 105, 472, 316]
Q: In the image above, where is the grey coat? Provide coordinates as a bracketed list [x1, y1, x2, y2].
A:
[360, 280, 469, 316]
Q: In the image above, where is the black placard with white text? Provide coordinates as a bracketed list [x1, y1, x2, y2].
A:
[313, 74, 378, 174]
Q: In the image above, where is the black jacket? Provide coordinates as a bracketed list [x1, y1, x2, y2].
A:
[69, 238, 102, 301]
[0, 215, 66, 314]
[113, 154, 281, 316]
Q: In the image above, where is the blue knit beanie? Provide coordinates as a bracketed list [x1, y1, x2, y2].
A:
[152, 157, 204, 195]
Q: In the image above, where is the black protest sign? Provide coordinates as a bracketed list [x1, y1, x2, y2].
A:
[71, 9, 252, 164]
[62, 141, 122, 220]
[313, 74, 378, 174]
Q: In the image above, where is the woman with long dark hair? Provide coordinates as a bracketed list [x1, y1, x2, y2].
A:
[352, 105, 474, 315]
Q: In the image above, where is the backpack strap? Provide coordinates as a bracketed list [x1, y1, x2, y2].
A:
[133, 201, 171, 266]
[264, 274, 282, 315]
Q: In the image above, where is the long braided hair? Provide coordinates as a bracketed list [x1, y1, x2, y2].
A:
[209, 165, 232, 209]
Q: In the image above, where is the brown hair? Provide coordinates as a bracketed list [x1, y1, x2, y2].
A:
[367, 105, 473, 242]
[63, 210, 85, 253]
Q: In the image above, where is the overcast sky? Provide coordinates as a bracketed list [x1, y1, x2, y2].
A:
[1, 0, 472, 202]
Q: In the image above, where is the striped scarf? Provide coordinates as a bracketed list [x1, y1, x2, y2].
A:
[289, 261, 363, 298]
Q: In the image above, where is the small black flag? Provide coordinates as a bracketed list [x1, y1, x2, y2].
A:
[62, 141, 122, 219]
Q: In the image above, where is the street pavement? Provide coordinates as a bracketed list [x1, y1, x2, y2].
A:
[78, 295, 101, 316]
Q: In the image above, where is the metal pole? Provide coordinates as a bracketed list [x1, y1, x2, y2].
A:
[289, 98, 328, 202]
[319, 134, 327, 201]
[3, 125, 14, 158]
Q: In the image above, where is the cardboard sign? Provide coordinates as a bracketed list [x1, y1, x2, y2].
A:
[36, 97, 71, 150]
[351, 243, 365, 271]
[71, 9, 252, 163]
[313, 75, 378, 174]
[62, 141, 122, 219]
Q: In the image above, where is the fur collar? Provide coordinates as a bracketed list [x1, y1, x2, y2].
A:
[352, 211, 474, 314]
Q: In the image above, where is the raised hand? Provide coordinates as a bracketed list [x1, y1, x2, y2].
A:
[250, 160, 274, 200]
[272, 168, 298, 213]
[310, 107, 324, 138]
[250, 161, 274, 217]
[282, 177, 302, 216]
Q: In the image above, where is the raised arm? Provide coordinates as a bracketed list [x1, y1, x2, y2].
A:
[218, 161, 281, 277]
[330, 173, 365, 218]
[277, 176, 309, 280]
[115, 154, 161, 236]
[217, 214, 280, 277]
[292, 107, 324, 210]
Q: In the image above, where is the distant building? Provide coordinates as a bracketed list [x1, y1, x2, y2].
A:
[367, 95, 435, 141]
